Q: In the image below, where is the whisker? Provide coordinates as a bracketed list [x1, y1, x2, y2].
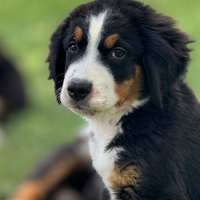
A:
[56, 73, 65, 78]
[56, 93, 61, 98]
[56, 94, 61, 99]
[55, 88, 62, 96]
[56, 92, 61, 99]
[56, 80, 64, 85]
[56, 91, 61, 96]
[56, 95, 60, 99]
[55, 87, 62, 93]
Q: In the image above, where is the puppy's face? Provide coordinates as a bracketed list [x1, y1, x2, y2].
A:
[60, 10, 144, 116]
[48, 0, 191, 115]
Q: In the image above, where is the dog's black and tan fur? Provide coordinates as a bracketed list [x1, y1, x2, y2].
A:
[9, 135, 104, 200]
[47, 0, 200, 199]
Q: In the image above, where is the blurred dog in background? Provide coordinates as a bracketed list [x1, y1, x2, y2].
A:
[0, 48, 27, 143]
[8, 127, 104, 200]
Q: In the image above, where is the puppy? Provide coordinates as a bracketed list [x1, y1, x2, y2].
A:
[47, 0, 200, 199]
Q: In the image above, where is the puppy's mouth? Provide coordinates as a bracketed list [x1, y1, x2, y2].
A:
[65, 99, 98, 116]
[60, 84, 118, 116]
[65, 98, 117, 117]
[69, 105, 96, 116]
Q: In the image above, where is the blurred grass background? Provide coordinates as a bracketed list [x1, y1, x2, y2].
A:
[0, 0, 199, 198]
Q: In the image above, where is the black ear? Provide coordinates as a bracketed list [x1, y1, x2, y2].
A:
[140, 8, 192, 107]
[47, 3, 88, 104]
[47, 17, 71, 104]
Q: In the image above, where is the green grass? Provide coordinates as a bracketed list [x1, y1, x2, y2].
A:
[0, 0, 200, 198]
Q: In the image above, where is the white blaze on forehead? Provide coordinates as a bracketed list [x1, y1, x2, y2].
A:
[64, 11, 109, 80]
[87, 11, 108, 56]
[61, 11, 119, 113]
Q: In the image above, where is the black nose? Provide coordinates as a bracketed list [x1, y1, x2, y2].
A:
[67, 80, 92, 101]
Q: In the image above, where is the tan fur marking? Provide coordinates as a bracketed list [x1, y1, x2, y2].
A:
[109, 162, 141, 192]
[75, 27, 83, 42]
[9, 154, 85, 200]
[115, 65, 144, 107]
[104, 34, 119, 49]
[9, 181, 46, 200]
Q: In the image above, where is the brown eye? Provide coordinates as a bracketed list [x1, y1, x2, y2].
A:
[68, 42, 78, 52]
[112, 49, 125, 58]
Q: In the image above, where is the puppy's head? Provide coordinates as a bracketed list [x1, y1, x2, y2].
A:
[47, 0, 192, 116]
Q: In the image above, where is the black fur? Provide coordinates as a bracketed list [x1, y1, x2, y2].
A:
[107, 83, 200, 199]
[48, 0, 200, 199]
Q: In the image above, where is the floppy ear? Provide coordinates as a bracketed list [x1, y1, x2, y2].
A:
[47, 4, 88, 104]
[140, 12, 192, 107]
[47, 18, 71, 104]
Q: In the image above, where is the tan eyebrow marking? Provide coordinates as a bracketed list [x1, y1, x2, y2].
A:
[104, 34, 119, 49]
[75, 27, 83, 42]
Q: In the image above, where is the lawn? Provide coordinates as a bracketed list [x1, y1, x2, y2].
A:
[0, 0, 200, 198]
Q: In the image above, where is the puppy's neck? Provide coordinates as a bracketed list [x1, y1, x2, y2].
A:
[86, 97, 149, 140]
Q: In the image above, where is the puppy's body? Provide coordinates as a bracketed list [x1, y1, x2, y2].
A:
[48, 0, 200, 199]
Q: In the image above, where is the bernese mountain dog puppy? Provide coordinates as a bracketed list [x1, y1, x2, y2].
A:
[47, 0, 200, 199]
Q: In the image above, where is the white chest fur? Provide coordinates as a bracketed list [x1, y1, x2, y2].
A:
[87, 99, 149, 199]
[88, 111, 124, 198]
